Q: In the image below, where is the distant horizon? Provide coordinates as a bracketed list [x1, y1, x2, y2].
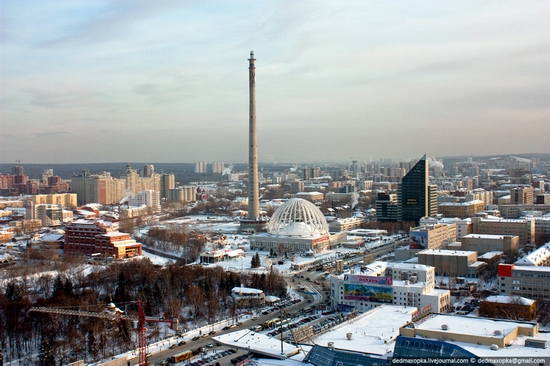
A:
[1, 151, 549, 167]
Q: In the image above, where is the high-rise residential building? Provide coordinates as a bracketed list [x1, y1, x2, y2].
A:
[159, 172, 175, 199]
[12, 166, 24, 175]
[212, 162, 225, 173]
[128, 190, 160, 213]
[195, 162, 207, 173]
[35, 204, 63, 227]
[510, 186, 535, 204]
[397, 155, 437, 224]
[119, 163, 160, 195]
[71, 171, 125, 205]
[302, 167, 320, 180]
[167, 186, 197, 203]
[376, 192, 399, 221]
[142, 164, 154, 177]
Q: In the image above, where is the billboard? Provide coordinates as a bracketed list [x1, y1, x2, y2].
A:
[409, 231, 428, 249]
[343, 274, 393, 286]
[343, 283, 392, 303]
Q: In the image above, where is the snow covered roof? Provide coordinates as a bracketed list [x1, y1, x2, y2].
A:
[267, 198, 329, 237]
[478, 251, 503, 259]
[439, 200, 484, 206]
[515, 241, 550, 266]
[231, 287, 263, 295]
[484, 295, 535, 306]
[102, 231, 128, 237]
[419, 249, 477, 257]
[212, 329, 301, 360]
[314, 305, 416, 356]
[40, 233, 64, 241]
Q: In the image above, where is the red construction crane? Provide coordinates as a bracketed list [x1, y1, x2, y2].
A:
[31, 300, 178, 366]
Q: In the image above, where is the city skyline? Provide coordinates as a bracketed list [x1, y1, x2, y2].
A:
[1, 1, 549, 164]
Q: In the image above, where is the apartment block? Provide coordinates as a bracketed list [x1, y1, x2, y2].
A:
[409, 223, 457, 250]
[64, 220, 142, 259]
[128, 190, 160, 213]
[497, 204, 550, 219]
[498, 264, 550, 301]
[472, 216, 535, 246]
[28, 193, 77, 208]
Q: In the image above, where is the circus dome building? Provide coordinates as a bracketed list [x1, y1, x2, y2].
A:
[250, 198, 345, 254]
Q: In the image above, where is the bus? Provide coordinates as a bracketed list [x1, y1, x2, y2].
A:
[170, 350, 193, 363]
[264, 318, 280, 328]
[273, 318, 290, 328]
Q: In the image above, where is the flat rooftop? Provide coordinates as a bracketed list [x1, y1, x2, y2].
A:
[212, 329, 302, 360]
[313, 305, 417, 356]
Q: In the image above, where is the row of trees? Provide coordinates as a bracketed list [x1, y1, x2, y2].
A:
[0, 256, 288, 365]
[137, 225, 207, 262]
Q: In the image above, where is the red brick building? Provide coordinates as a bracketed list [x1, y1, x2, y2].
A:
[64, 220, 142, 259]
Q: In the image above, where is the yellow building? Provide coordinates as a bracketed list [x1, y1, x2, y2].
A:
[437, 199, 485, 218]
[472, 217, 534, 246]
[29, 193, 77, 208]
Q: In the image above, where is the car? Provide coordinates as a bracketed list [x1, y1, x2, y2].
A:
[206, 343, 213, 348]
[178, 340, 187, 346]
[251, 316, 258, 320]
[192, 336, 201, 341]
[222, 326, 230, 330]
[229, 324, 237, 329]
[169, 344, 178, 349]
[209, 330, 217, 335]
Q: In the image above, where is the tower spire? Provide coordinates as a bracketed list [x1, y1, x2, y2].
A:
[247, 51, 260, 220]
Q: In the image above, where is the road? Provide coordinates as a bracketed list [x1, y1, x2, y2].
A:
[139, 296, 311, 365]
[143, 242, 403, 365]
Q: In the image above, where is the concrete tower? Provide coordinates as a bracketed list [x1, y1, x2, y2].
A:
[247, 51, 260, 219]
[240, 51, 267, 233]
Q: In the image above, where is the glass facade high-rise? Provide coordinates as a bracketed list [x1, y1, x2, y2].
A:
[398, 154, 437, 224]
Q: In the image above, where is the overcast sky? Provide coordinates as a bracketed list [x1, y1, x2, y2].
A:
[1, 1, 549, 165]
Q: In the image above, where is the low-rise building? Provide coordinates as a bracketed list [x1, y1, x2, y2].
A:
[330, 261, 450, 313]
[479, 295, 536, 321]
[461, 233, 519, 256]
[514, 241, 550, 266]
[294, 191, 324, 202]
[409, 223, 457, 250]
[328, 217, 362, 232]
[417, 249, 485, 278]
[231, 286, 265, 308]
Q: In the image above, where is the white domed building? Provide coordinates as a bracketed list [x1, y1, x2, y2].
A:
[250, 198, 344, 254]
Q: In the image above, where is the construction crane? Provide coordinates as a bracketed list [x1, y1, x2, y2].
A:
[31, 299, 178, 366]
